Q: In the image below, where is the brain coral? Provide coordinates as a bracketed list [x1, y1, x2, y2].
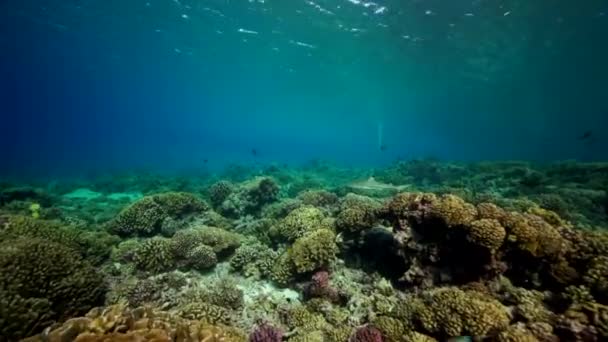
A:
[0, 237, 105, 340]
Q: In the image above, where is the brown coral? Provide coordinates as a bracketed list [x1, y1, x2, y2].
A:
[467, 219, 506, 251]
[430, 194, 478, 227]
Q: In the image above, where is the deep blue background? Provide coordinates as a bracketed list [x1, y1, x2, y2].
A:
[1, 0, 607, 178]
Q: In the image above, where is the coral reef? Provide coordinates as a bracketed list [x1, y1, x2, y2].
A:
[5, 161, 608, 341]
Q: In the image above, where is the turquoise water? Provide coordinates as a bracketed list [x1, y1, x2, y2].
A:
[1, 0, 607, 177]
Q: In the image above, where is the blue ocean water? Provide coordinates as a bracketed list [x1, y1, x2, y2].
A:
[1, 0, 607, 177]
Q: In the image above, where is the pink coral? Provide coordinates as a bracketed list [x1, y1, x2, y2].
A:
[249, 323, 283, 342]
[350, 325, 384, 342]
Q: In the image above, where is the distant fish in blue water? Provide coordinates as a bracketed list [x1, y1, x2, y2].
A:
[251, 148, 258, 157]
[379, 144, 388, 152]
[578, 130, 592, 140]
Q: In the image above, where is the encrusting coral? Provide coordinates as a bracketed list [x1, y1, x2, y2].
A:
[22, 303, 247, 342]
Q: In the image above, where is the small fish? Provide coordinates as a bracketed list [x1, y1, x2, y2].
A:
[251, 148, 258, 156]
[578, 130, 593, 140]
[203, 159, 208, 164]
[379, 144, 388, 152]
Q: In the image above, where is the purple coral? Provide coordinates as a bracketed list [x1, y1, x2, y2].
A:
[303, 270, 343, 303]
[350, 325, 384, 342]
[249, 323, 283, 342]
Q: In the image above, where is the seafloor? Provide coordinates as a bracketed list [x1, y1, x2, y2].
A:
[1, 160, 608, 342]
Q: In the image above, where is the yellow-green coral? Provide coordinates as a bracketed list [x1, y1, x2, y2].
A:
[0, 237, 105, 340]
[417, 287, 510, 337]
[497, 324, 540, 342]
[186, 244, 218, 270]
[107, 192, 207, 236]
[502, 212, 565, 258]
[133, 237, 176, 273]
[285, 305, 329, 331]
[270, 250, 296, 285]
[230, 241, 277, 279]
[278, 205, 330, 241]
[430, 194, 478, 227]
[372, 316, 409, 341]
[467, 218, 506, 250]
[178, 302, 232, 325]
[583, 256, 608, 295]
[171, 226, 241, 256]
[476, 202, 507, 221]
[290, 229, 338, 273]
[336, 207, 376, 233]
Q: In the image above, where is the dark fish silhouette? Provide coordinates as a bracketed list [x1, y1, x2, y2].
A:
[578, 130, 592, 140]
[203, 159, 208, 164]
[251, 148, 258, 156]
[379, 144, 388, 152]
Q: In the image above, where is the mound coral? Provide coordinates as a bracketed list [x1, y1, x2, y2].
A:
[230, 241, 278, 279]
[209, 180, 235, 207]
[430, 194, 478, 227]
[0, 237, 105, 340]
[417, 287, 510, 337]
[133, 237, 176, 273]
[171, 226, 241, 256]
[0, 214, 118, 264]
[108, 192, 208, 236]
[467, 218, 506, 251]
[290, 229, 339, 273]
[297, 189, 339, 207]
[278, 205, 331, 241]
[336, 204, 377, 234]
